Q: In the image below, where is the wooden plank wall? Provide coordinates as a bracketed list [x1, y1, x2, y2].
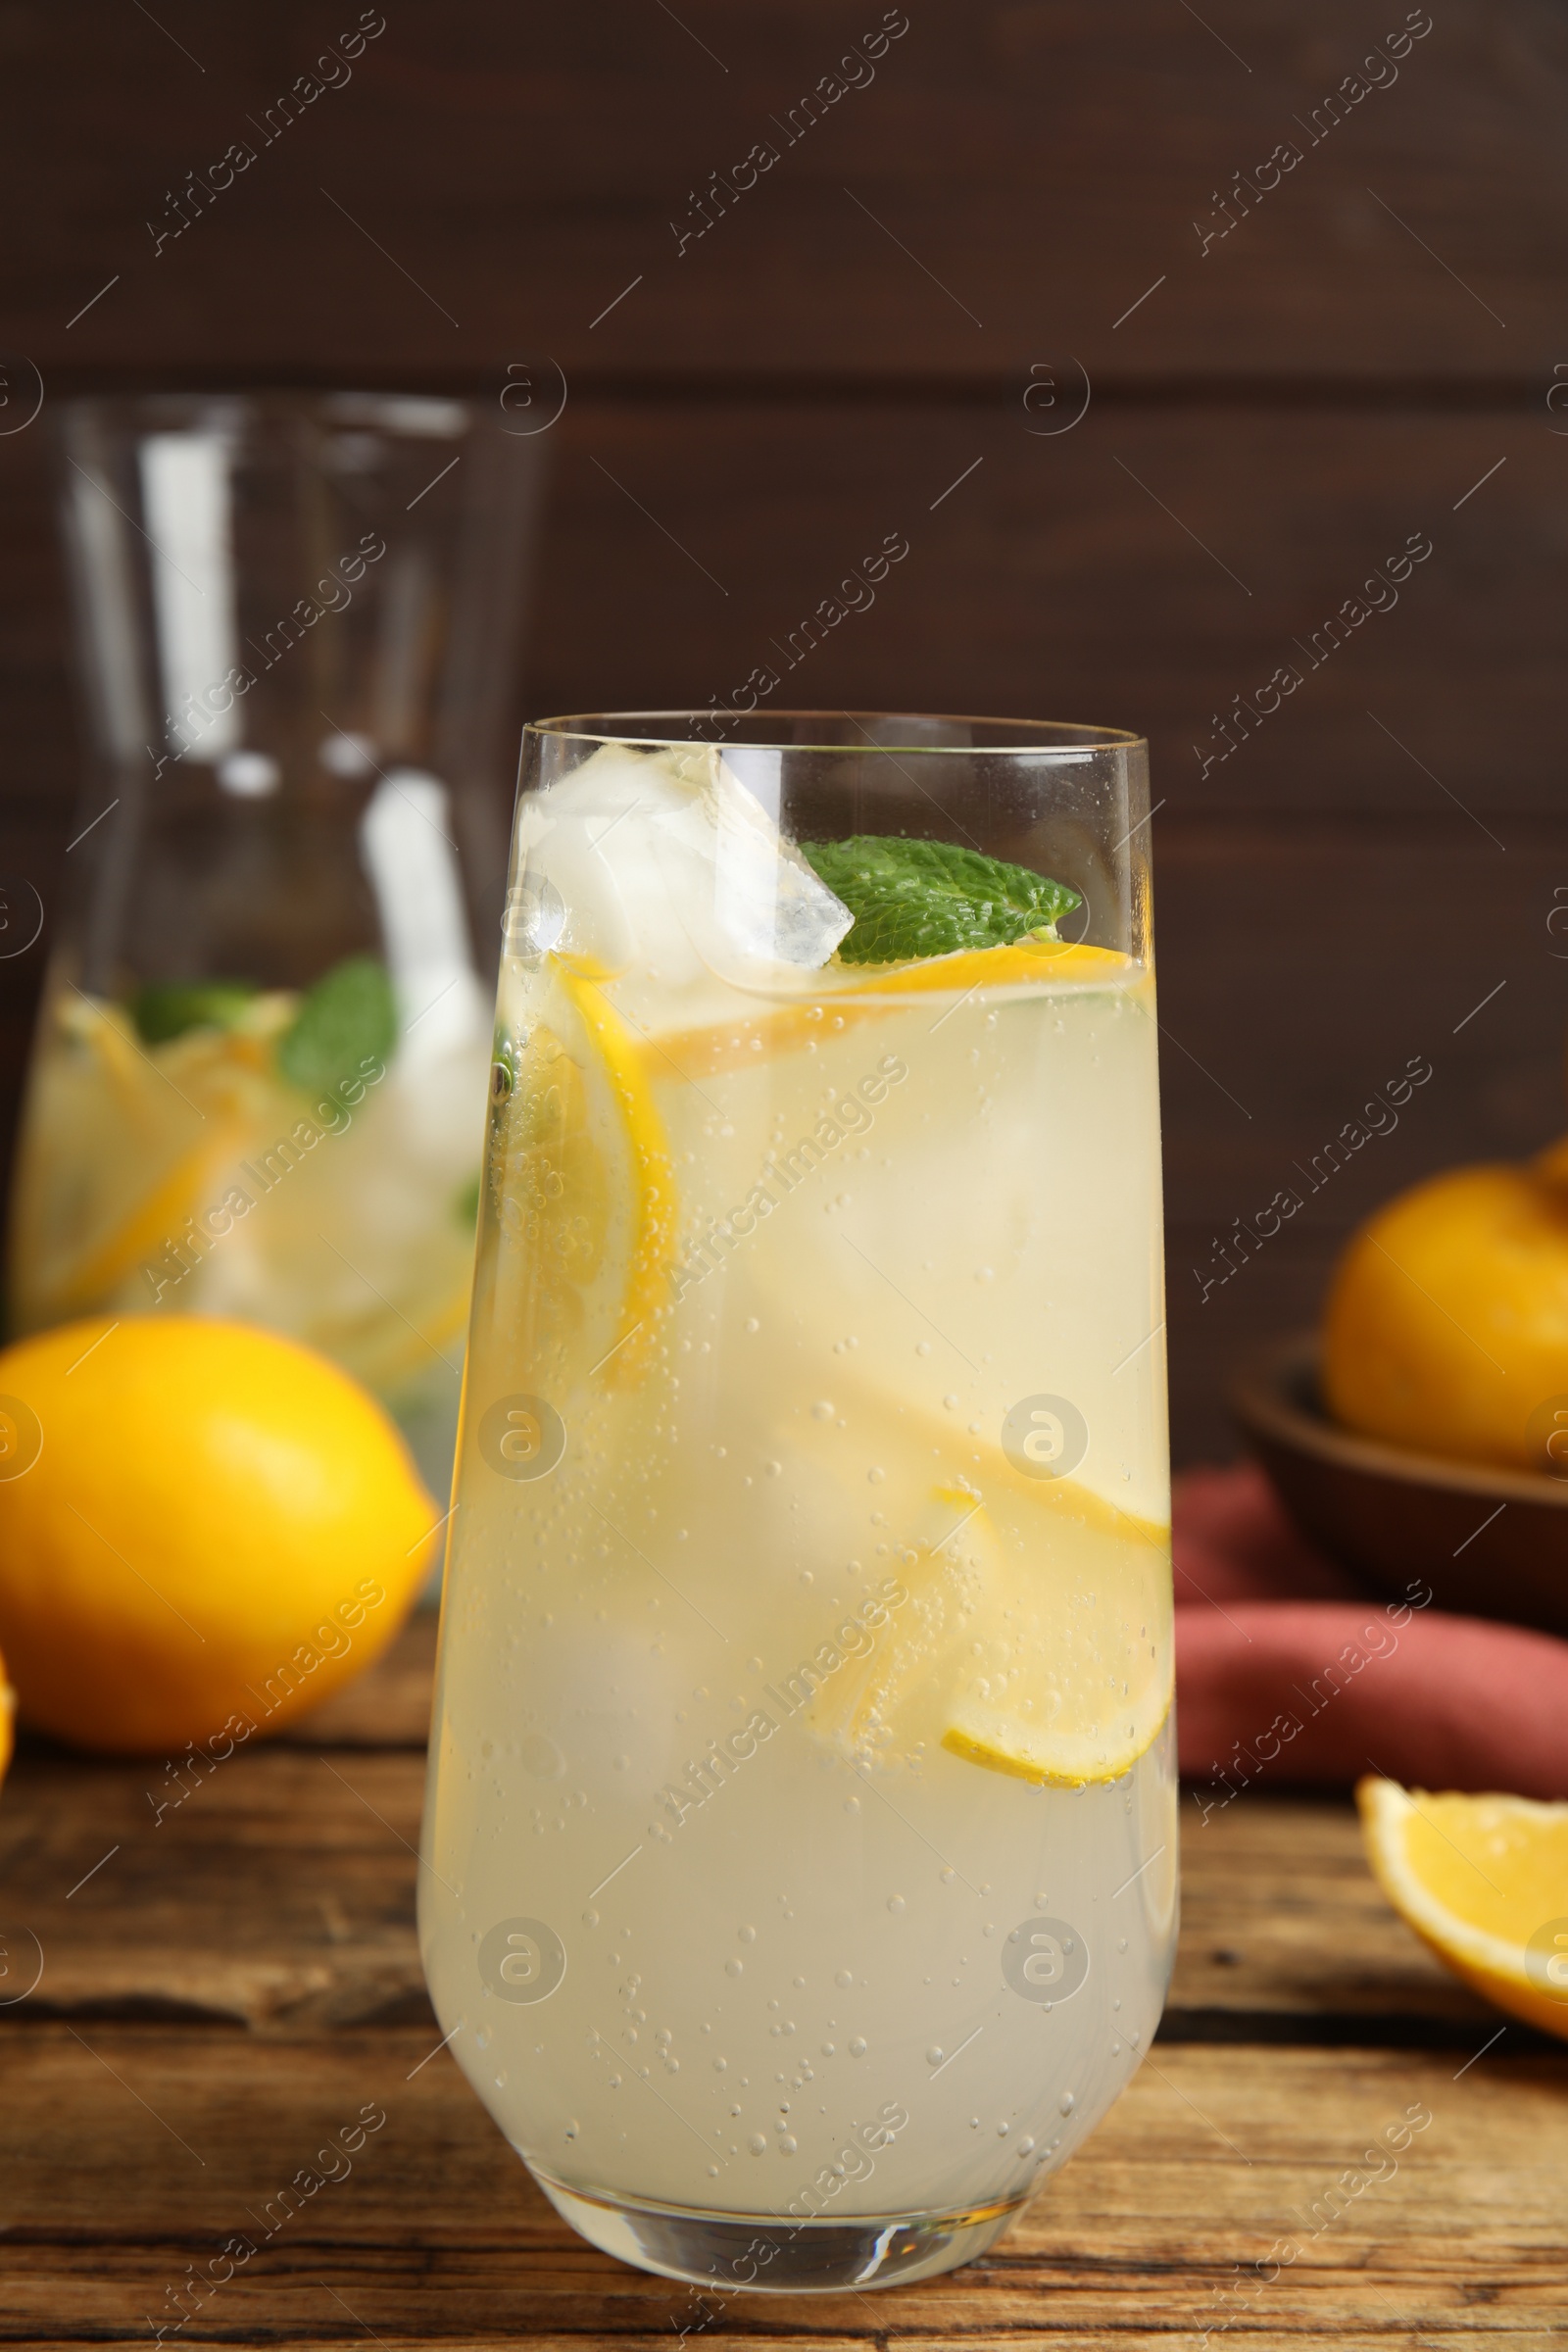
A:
[1, 0, 1564, 1460]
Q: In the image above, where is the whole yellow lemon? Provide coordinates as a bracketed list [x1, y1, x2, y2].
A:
[1323, 1155, 1568, 1473]
[0, 1318, 436, 1754]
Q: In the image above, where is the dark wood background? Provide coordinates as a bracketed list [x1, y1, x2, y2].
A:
[3, 0, 1566, 1463]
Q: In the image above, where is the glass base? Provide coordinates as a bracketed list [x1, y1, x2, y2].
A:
[531, 2168, 1025, 2292]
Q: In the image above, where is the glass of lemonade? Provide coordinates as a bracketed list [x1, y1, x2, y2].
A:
[419, 712, 1175, 2292]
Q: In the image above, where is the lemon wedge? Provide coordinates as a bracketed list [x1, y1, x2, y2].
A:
[1357, 1776, 1568, 2040]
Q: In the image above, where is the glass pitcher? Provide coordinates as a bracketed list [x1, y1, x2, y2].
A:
[8, 392, 546, 1494]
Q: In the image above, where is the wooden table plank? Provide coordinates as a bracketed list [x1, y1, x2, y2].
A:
[0, 2031, 1562, 2340]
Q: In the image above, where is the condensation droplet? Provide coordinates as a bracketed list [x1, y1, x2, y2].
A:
[850, 2036, 867, 2057]
[927, 2046, 944, 2066]
[749, 2134, 767, 2155]
[887, 1894, 906, 1915]
[725, 1958, 744, 1977]
[739, 1925, 757, 1943]
[1059, 2091, 1076, 2115]
[811, 1400, 835, 1421]
[835, 1969, 854, 1986]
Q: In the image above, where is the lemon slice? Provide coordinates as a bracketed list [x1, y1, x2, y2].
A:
[35, 1124, 250, 1313]
[810, 1472, 1170, 1788]
[659, 942, 1138, 1080]
[486, 964, 675, 1395]
[556, 968, 676, 1387]
[940, 1485, 1171, 1788]
[942, 1705, 1167, 1789]
[808, 1484, 1002, 1763]
[1357, 1776, 1568, 2040]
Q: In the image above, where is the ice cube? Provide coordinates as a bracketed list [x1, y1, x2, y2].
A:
[653, 745, 853, 978]
[515, 740, 852, 989]
[513, 743, 698, 979]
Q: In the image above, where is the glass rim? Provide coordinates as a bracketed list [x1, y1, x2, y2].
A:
[523, 710, 1147, 757]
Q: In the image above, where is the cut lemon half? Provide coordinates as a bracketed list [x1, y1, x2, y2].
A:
[659, 941, 1138, 1081]
[1357, 1776, 1568, 2040]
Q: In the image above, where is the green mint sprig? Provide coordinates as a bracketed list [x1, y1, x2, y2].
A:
[131, 980, 258, 1045]
[802, 837, 1082, 965]
[277, 955, 396, 1094]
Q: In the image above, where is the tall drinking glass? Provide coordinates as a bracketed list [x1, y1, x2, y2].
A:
[420, 713, 1174, 2292]
[9, 392, 545, 1493]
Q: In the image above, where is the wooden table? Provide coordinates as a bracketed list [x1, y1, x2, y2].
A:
[3, 1615, 1564, 2349]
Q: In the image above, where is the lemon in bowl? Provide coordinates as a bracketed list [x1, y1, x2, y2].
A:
[0, 1317, 437, 1754]
[1322, 1148, 1568, 1474]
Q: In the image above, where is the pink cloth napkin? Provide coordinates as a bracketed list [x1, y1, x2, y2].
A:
[1173, 1464, 1568, 1800]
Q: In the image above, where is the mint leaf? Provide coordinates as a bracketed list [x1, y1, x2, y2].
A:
[801, 837, 1081, 965]
[131, 980, 258, 1045]
[277, 955, 395, 1095]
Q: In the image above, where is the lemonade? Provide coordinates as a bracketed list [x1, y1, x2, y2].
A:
[8, 960, 486, 1487]
[419, 719, 1175, 2290]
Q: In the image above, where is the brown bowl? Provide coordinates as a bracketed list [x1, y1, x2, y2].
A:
[1230, 1332, 1568, 1641]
